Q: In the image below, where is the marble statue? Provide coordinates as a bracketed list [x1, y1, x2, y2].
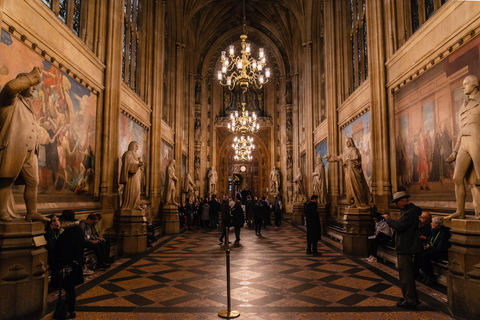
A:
[269, 166, 280, 193]
[119, 141, 144, 210]
[325, 138, 372, 209]
[184, 170, 195, 200]
[208, 166, 217, 195]
[312, 156, 328, 205]
[445, 75, 480, 219]
[294, 166, 305, 202]
[0, 67, 49, 222]
[166, 159, 179, 205]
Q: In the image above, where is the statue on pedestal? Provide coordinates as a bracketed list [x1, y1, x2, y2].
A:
[294, 166, 305, 202]
[312, 156, 328, 205]
[445, 75, 480, 219]
[325, 138, 372, 209]
[208, 166, 217, 195]
[269, 166, 280, 194]
[166, 159, 179, 205]
[184, 170, 195, 200]
[0, 67, 49, 222]
[119, 141, 144, 210]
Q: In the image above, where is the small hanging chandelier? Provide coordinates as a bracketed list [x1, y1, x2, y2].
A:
[228, 102, 259, 134]
[217, 0, 270, 91]
[233, 135, 255, 161]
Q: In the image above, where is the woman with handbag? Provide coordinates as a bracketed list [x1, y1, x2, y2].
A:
[50, 210, 85, 319]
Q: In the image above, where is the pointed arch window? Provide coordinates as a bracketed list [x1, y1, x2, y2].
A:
[122, 0, 142, 92]
[409, 0, 449, 36]
[348, 0, 367, 94]
[41, 0, 88, 40]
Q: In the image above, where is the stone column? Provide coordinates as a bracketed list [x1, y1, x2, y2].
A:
[448, 219, 480, 319]
[115, 209, 147, 256]
[0, 221, 48, 320]
[303, 40, 314, 196]
[317, 204, 328, 236]
[342, 207, 374, 256]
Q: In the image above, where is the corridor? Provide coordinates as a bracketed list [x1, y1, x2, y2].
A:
[43, 222, 454, 319]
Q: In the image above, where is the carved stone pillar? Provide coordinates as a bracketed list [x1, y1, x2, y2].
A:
[162, 204, 180, 235]
[116, 209, 147, 256]
[317, 204, 328, 236]
[342, 207, 374, 256]
[448, 219, 480, 319]
[0, 221, 48, 320]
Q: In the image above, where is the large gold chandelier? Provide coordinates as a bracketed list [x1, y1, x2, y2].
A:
[217, 0, 270, 91]
[233, 135, 255, 161]
[228, 102, 259, 134]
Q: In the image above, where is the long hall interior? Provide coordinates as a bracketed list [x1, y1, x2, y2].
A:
[0, 0, 479, 319]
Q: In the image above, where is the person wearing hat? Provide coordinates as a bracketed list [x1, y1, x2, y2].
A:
[381, 191, 422, 308]
[50, 209, 84, 319]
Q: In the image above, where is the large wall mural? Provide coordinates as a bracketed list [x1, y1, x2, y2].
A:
[0, 29, 97, 197]
[118, 113, 148, 195]
[394, 34, 480, 196]
[342, 111, 372, 188]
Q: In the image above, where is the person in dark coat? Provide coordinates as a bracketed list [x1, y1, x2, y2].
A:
[421, 217, 451, 285]
[246, 196, 255, 228]
[44, 214, 60, 268]
[382, 191, 422, 308]
[219, 195, 232, 244]
[209, 195, 220, 229]
[50, 210, 85, 319]
[253, 199, 264, 236]
[231, 200, 244, 242]
[305, 195, 322, 254]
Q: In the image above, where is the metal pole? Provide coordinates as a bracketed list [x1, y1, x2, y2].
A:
[218, 226, 240, 318]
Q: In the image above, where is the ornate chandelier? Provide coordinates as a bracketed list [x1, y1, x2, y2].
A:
[217, 0, 270, 91]
[228, 102, 259, 134]
[233, 135, 255, 161]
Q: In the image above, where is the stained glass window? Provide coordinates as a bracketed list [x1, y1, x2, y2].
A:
[42, 0, 52, 8]
[425, 0, 435, 19]
[73, 0, 81, 36]
[122, 23, 127, 82]
[348, 0, 367, 95]
[411, 0, 420, 33]
[123, 0, 142, 93]
[58, 0, 68, 23]
[363, 20, 368, 79]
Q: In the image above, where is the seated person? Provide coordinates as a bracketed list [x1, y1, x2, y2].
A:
[44, 214, 60, 268]
[421, 216, 451, 285]
[364, 212, 392, 262]
[93, 213, 113, 262]
[415, 211, 433, 276]
[79, 213, 110, 269]
[147, 221, 156, 247]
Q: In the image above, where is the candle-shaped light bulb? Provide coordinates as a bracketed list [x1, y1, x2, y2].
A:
[229, 45, 234, 55]
[265, 68, 271, 78]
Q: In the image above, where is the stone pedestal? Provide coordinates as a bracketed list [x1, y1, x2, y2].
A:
[116, 209, 147, 256]
[317, 204, 328, 235]
[0, 221, 48, 320]
[448, 219, 480, 319]
[162, 204, 180, 234]
[342, 207, 374, 256]
[292, 202, 304, 226]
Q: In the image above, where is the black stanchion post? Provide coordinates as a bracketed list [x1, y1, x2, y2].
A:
[218, 226, 240, 318]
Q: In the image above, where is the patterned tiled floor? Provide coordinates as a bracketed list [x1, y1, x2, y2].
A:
[42, 222, 454, 319]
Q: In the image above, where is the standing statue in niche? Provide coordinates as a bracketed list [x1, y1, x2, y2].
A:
[119, 141, 144, 210]
[325, 138, 372, 209]
[287, 155, 293, 181]
[166, 159, 179, 205]
[194, 118, 201, 141]
[445, 75, 480, 219]
[184, 170, 195, 200]
[195, 81, 201, 104]
[312, 156, 328, 205]
[208, 166, 218, 195]
[0, 67, 49, 222]
[269, 167, 280, 194]
[294, 166, 305, 202]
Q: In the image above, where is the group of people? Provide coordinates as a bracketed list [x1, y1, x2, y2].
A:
[44, 210, 114, 319]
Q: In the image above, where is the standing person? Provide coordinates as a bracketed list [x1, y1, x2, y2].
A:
[50, 210, 85, 319]
[185, 198, 194, 231]
[254, 198, 264, 236]
[273, 196, 282, 229]
[262, 197, 271, 227]
[209, 194, 220, 229]
[305, 195, 322, 255]
[219, 195, 232, 244]
[246, 196, 255, 228]
[200, 198, 210, 231]
[0, 67, 50, 222]
[231, 200, 244, 242]
[44, 214, 61, 268]
[382, 191, 422, 308]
